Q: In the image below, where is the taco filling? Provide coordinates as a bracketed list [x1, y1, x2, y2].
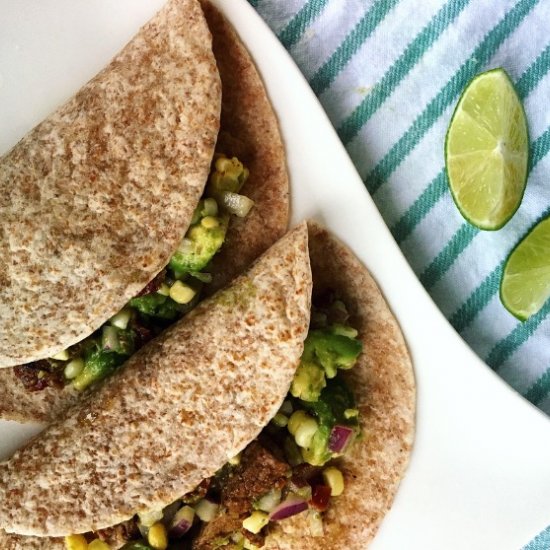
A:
[13, 155, 253, 395]
[63, 295, 362, 550]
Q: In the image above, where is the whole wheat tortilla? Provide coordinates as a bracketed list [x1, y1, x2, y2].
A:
[0, 0, 221, 369]
[0, 532, 64, 550]
[201, 0, 289, 292]
[0, 223, 311, 538]
[0, 0, 289, 424]
[0, 222, 414, 549]
[264, 222, 416, 549]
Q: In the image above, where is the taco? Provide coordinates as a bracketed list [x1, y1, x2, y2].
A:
[0, 222, 415, 549]
[0, 0, 288, 422]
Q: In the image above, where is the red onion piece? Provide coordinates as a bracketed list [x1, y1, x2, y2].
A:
[310, 484, 331, 512]
[269, 497, 308, 521]
[170, 519, 192, 539]
[169, 506, 195, 538]
[328, 425, 354, 453]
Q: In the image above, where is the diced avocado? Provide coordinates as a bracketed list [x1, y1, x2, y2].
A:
[290, 361, 326, 402]
[305, 376, 358, 428]
[303, 328, 362, 378]
[301, 427, 332, 466]
[130, 292, 189, 321]
[298, 376, 359, 466]
[72, 348, 123, 391]
[169, 215, 228, 276]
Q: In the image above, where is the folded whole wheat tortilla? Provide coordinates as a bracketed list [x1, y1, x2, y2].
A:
[0, 224, 312, 543]
[0, 0, 221, 369]
[264, 222, 415, 549]
[0, 222, 415, 549]
[0, 0, 289, 423]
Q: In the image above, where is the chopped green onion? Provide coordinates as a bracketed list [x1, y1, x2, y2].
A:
[51, 349, 69, 361]
[138, 509, 164, 528]
[254, 489, 282, 513]
[64, 358, 84, 380]
[308, 510, 324, 537]
[242, 511, 269, 534]
[101, 326, 120, 352]
[189, 272, 213, 284]
[332, 324, 358, 338]
[218, 191, 254, 218]
[202, 197, 218, 217]
[271, 413, 288, 428]
[195, 499, 219, 522]
[109, 308, 132, 330]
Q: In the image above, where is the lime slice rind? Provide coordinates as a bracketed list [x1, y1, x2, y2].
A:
[501, 216, 550, 321]
[445, 68, 529, 231]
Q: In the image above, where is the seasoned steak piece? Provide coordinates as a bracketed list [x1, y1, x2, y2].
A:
[222, 440, 290, 516]
[183, 478, 212, 505]
[291, 463, 322, 483]
[13, 360, 63, 392]
[192, 513, 266, 550]
[193, 440, 290, 549]
[192, 514, 241, 550]
[96, 518, 139, 546]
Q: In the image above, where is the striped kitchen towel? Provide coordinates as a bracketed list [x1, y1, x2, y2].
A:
[249, 3, 550, 544]
[249, 0, 550, 420]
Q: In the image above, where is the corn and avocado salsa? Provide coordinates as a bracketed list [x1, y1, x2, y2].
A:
[14, 155, 253, 394]
[64, 297, 363, 550]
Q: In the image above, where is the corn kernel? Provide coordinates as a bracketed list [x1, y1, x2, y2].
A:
[169, 281, 196, 305]
[148, 522, 168, 550]
[156, 283, 170, 296]
[294, 417, 318, 448]
[228, 452, 241, 466]
[88, 540, 110, 550]
[344, 408, 359, 419]
[322, 467, 345, 496]
[64, 358, 84, 380]
[242, 511, 269, 534]
[201, 216, 219, 229]
[51, 349, 69, 361]
[287, 410, 311, 437]
[64, 534, 88, 550]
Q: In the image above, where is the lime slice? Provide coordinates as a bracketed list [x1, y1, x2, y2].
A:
[501, 216, 550, 320]
[445, 68, 528, 230]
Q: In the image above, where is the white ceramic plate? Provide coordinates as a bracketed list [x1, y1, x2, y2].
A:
[1, 1, 550, 548]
